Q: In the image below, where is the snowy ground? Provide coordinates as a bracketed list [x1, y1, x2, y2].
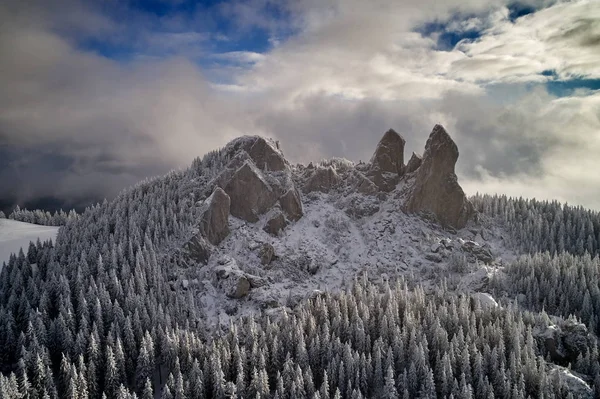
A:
[174, 187, 519, 329]
[0, 219, 59, 269]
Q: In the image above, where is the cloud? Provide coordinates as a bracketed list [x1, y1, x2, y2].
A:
[0, 1, 248, 208]
[1, 0, 600, 214]
[451, 0, 600, 82]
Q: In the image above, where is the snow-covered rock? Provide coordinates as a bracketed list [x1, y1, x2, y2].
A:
[402, 124, 474, 229]
[369, 128, 406, 175]
[225, 161, 278, 222]
[303, 166, 340, 193]
[549, 367, 593, 399]
[199, 187, 230, 245]
[263, 212, 289, 236]
[472, 292, 498, 309]
[405, 152, 422, 174]
[174, 125, 513, 326]
[279, 188, 303, 221]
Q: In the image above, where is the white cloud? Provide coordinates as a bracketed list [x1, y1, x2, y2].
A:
[452, 0, 600, 82]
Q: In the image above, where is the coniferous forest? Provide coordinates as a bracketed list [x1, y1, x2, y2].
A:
[1, 155, 600, 398]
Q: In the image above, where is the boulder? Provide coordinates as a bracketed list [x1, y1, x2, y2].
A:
[352, 171, 378, 195]
[461, 240, 494, 264]
[183, 234, 212, 264]
[403, 125, 474, 229]
[471, 293, 498, 309]
[259, 243, 276, 266]
[304, 166, 340, 193]
[369, 129, 406, 174]
[222, 274, 251, 299]
[279, 188, 303, 221]
[224, 161, 278, 222]
[214, 258, 253, 298]
[263, 212, 289, 236]
[199, 187, 230, 245]
[539, 320, 591, 364]
[425, 253, 442, 263]
[405, 152, 422, 174]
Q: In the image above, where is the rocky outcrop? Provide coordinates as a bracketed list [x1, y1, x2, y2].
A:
[351, 171, 378, 195]
[183, 235, 212, 264]
[263, 212, 289, 236]
[461, 240, 494, 264]
[259, 243, 276, 266]
[366, 129, 406, 192]
[369, 129, 406, 174]
[403, 125, 474, 229]
[209, 137, 304, 228]
[304, 166, 340, 193]
[405, 152, 422, 174]
[199, 187, 230, 245]
[224, 161, 278, 222]
[225, 136, 287, 171]
[246, 137, 287, 171]
[279, 188, 303, 221]
[222, 273, 251, 299]
[182, 187, 230, 265]
[539, 320, 592, 364]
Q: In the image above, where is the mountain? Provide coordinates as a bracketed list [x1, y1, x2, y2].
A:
[0, 125, 598, 398]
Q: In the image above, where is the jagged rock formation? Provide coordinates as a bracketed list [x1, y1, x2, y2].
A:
[183, 235, 212, 264]
[184, 125, 473, 270]
[351, 171, 378, 195]
[405, 152, 422, 174]
[199, 187, 231, 245]
[263, 212, 288, 236]
[304, 166, 340, 193]
[225, 136, 287, 171]
[279, 188, 303, 221]
[224, 161, 278, 222]
[369, 128, 406, 174]
[402, 124, 474, 229]
[366, 129, 406, 191]
[214, 137, 304, 229]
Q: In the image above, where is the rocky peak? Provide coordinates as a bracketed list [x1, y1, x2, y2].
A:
[402, 124, 474, 229]
[225, 136, 287, 171]
[405, 152, 422, 174]
[366, 129, 406, 191]
[369, 129, 406, 174]
[224, 161, 279, 223]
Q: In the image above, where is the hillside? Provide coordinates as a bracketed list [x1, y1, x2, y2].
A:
[0, 125, 598, 398]
[0, 219, 59, 268]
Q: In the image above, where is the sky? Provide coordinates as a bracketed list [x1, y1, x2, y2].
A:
[1, 0, 599, 214]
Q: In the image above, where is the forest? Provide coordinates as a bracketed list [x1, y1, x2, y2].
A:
[0, 155, 599, 398]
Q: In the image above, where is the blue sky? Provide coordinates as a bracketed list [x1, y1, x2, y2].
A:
[1, 0, 600, 213]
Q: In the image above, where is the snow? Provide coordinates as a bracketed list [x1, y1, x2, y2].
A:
[549, 367, 593, 398]
[472, 292, 499, 309]
[0, 219, 60, 269]
[174, 180, 516, 328]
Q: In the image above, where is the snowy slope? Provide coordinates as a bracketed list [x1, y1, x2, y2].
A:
[173, 185, 517, 328]
[0, 219, 59, 268]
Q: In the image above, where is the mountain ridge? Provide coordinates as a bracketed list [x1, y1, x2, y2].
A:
[0, 125, 599, 398]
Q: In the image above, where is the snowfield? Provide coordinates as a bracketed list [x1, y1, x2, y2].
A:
[0, 219, 59, 268]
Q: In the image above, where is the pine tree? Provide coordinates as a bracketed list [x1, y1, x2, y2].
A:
[382, 365, 398, 399]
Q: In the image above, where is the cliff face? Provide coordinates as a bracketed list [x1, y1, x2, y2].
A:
[401, 124, 474, 229]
